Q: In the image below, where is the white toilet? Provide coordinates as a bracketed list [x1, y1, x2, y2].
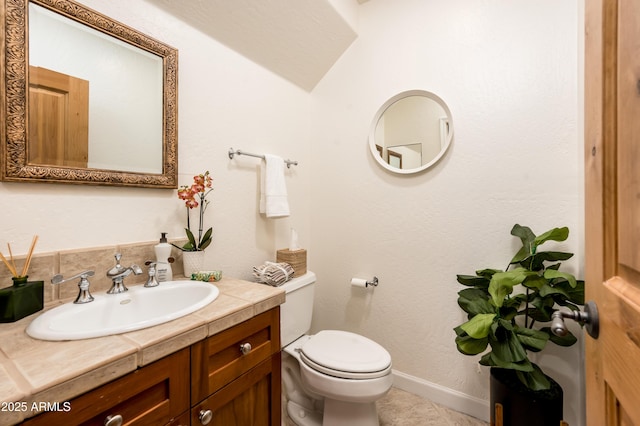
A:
[280, 271, 393, 426]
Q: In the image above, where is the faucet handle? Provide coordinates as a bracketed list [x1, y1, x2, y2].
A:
[51, 270, 95, 304]
[111, 253, 142, 275]
[52, 270, 95, 284]
[144, 260, 159, 288]
[107, 253, 127, 278]
[106, 254, 142, 294]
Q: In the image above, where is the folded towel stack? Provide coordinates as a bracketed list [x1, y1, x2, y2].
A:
[253, 261, 294, 286]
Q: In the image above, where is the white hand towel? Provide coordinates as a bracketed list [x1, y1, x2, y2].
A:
[260, 154, 290, 218]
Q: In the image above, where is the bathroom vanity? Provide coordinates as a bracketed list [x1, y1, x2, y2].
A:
[0, 277, 284, 426]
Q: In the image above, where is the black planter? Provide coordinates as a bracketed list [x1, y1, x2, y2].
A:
[490, 368, 564, 426]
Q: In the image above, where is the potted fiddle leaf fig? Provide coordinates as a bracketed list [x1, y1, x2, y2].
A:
[453, 224, 584, 426]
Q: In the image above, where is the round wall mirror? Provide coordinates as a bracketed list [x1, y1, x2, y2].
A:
[369, 90, 453, 174]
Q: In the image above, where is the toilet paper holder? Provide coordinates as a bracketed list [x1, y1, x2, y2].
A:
[351, 276, 379, 288]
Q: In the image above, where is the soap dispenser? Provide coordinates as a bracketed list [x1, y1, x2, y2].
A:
[154, 233, 173, 282]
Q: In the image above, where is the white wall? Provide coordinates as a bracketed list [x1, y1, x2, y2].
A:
[1, 0, 584, 424]
[0, 0, 312, 280]
[309, 0, 584, 424]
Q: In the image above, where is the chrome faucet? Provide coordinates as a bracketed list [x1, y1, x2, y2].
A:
[51, 270, 95, 304]
[106, 253, 142, 294]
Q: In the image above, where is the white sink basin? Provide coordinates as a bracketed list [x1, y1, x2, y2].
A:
[26, 280, 219, 341]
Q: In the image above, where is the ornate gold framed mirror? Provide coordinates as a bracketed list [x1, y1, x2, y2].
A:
[1, 0, 178, 188]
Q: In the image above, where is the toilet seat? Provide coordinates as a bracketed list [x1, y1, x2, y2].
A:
[300, 330, 392, 380]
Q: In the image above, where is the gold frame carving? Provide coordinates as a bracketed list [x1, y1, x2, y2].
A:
[1, 0, 178, 188]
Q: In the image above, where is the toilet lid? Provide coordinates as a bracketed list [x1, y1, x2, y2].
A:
[300, 330, 391, 379]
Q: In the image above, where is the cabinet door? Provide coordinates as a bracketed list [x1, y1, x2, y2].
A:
[22, 348, 190, 426]
[191, 308, 280, 404]
[191, 353, 281, 426]
[166, 411, 190, 426]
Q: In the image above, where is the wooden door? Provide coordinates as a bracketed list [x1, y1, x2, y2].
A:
[28, 66, 89, 167]
[585, 0, 640, 424]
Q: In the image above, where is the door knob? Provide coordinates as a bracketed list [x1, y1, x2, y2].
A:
[551, 300, 599, 339]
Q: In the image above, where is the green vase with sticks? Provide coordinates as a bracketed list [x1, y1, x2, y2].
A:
[0, 236, 44, 322]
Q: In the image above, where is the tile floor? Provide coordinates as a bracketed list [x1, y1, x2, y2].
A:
[378, 387, 488, 425]
[284, 387, 489, 426]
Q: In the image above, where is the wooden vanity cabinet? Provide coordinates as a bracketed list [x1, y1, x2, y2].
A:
[167, 411, 191, 426]
[191, 354, 281, 426]
[21, 307, 282, 426]
[22, 348, 190, 426]
[190, 308, 281, 426]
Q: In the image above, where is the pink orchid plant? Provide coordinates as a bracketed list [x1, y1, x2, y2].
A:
[177, 171, 213, 251]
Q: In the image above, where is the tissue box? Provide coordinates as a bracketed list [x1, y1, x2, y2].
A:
[276, 249, 307, 277]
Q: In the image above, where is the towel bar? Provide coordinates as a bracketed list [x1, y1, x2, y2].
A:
[228, 147, 298, 168]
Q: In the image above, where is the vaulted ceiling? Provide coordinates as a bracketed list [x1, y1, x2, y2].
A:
[147, 0, 362, 91]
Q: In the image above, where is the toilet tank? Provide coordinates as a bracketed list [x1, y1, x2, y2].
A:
[280, 271, 316, 347]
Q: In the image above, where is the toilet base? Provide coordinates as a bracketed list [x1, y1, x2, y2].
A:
[322, 398, 379, 426]
[287, 398, 379, 426]
[287, 400, 322, 426]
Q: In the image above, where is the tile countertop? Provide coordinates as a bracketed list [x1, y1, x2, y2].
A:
[0, 277, 284, 425]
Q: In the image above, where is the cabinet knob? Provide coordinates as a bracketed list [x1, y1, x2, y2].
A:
[104, 414, 123, 426]
[198, 409, 213, 425]
[239, 342, 252, 355]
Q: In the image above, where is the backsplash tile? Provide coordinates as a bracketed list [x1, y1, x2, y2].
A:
[0, 240, 187, 305]
[118, 239, 186, 280]
[59, 246, 117, 298]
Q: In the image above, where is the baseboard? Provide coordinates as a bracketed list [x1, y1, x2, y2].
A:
[391, 369, 489, 422]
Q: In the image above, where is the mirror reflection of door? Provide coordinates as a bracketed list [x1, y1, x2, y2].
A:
[388, 149, 402, 168]
[387, 143, 421, 169]
[28, 66, 89, 167]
